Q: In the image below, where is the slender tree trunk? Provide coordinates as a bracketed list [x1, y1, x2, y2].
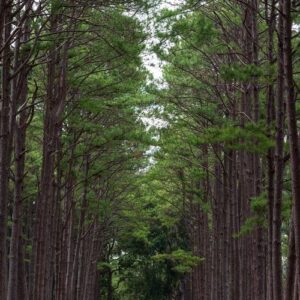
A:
[265, 1, 276, 298]
[0, 2, 12, 298]
[272, 2, 285, 298]
[7, 64, 30, 300]
[281, 0, 300, 295]
[33, 13, 69, 299]
[285, 224, 296, 300]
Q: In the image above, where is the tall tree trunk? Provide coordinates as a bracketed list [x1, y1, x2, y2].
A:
[272, 1, 285, 298]
[33, 13, 68, 299]
[281, 0, 300, 295]
[7, 61, 30, 300]
[0, 2, 12, 298]
[285, 224, 296, 300]
[265, 1, 276, 299]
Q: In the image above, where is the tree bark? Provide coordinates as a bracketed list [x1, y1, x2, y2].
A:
[281, 0, 300, 296]
[0, 2, 12, 298]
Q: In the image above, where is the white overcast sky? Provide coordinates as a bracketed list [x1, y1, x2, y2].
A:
[139, 0, 184, 81]
[129, 1, 184, 131]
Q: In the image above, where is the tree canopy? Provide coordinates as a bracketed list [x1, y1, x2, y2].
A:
[0, 0, 300, 299]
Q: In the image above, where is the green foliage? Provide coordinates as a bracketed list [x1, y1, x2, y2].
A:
[97, 262, 113, 271]
[235, 216, 267, 238]
[153, 249, 203, 274]
[250, 193, 268, 215]
[51, 0, 65, 13]
[220, 63, 264, 82]
[199, 122, 274, 154]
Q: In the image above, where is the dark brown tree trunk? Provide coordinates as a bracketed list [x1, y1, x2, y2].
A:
[0, 2, 12, 298]
[7, 61, 29, 300]
[272, 1, 285, 298]
[285, 224, 296, 300]
[33, 13, 69, 300]
[265, 1, 276, 299]
[7, 3, 32, 296]
[281, 0, 300, 296]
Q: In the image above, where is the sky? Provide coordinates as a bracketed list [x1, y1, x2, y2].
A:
[132, 1, 183, 131]
[140, 0, 184, 81]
